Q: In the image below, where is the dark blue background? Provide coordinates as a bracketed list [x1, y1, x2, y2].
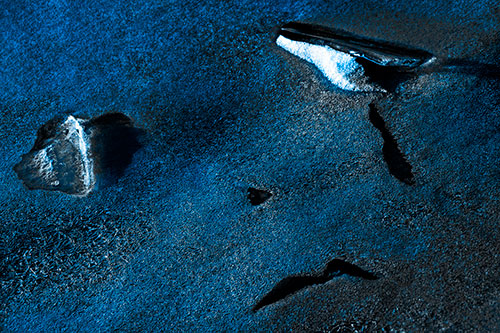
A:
[1, 0, 499, 330]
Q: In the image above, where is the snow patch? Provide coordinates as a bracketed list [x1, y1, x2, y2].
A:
[276, 35, 366, 91]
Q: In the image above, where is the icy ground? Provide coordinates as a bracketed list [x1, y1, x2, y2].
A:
[1, 0, 499, 331]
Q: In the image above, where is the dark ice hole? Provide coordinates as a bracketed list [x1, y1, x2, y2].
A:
[355, 58, 415, 92]
[253, 259, 377, 312]
[89, 113, 143, 184]
[247, 187, 272, 205]
[369, 103, 415, 185]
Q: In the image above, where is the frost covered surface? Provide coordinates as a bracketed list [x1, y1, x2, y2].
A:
[276, 35, 366, 91]
[62, 116, 94, 193]
[13, 113, 140, 196]
[14, 115, 95, 196]
[32, 148, 58, 186]
[1, 0, 500, 331]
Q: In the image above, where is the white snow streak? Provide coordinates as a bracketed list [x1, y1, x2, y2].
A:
[276, 35, 364, 91]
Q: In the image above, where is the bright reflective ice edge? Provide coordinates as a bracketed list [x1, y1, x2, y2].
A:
[276, 35, 367, 91]
[63, 116, 95, 195]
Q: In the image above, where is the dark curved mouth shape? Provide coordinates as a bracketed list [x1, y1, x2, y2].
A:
[253, 259, 377, 312]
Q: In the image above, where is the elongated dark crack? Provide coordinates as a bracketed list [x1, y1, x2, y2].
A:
[369, 103, 415, 185]
[253, 259, 377, 311]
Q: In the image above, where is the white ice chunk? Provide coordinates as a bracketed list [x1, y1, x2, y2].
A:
[62, 116, 95, 194]
[15, 115, 98, 196]
[276, 35, 366, 91]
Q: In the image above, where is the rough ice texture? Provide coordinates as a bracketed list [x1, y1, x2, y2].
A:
[276, 35, 376, 91]
[14, 115, 95, 196]
[13, 113, 142, 196]
[32, 148, 58, 186]
[2, 0, 500, 332]
[62, 116, 94, 191]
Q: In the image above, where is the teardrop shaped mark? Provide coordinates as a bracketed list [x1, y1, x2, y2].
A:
[247, 187, 273, 205]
